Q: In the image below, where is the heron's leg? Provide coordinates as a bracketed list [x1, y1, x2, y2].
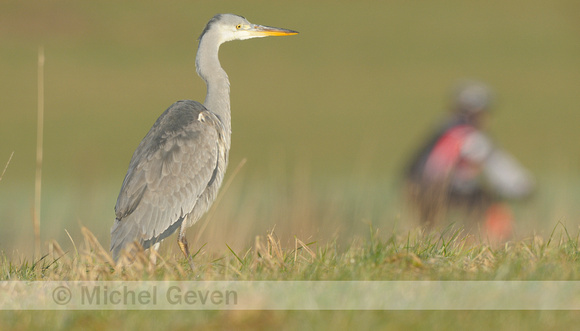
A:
[177, 226, 195, 270]
[149, 242, 160, 265]
[147, 242, 161, 273]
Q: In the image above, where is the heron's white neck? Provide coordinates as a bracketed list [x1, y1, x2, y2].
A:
[196, 33, 232, 147]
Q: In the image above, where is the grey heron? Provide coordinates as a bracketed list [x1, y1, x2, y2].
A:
[110, 14, 298, 266]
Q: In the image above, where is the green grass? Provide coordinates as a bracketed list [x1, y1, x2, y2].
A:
[3, 310, 579, 331]
[1, 0, 579, 254]
[3, 224, 580, 329]
[3, 222, 580, 283]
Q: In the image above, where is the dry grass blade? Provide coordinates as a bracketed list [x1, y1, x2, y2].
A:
[266, 232, 285, 266]
[252, 235, 280, 271]
[0, 151, 14, 183]
[64, 229, 78, 257]
[81, 226, 115, 266]
[33, 45, 45, 258]
[294, 236, 316, 263]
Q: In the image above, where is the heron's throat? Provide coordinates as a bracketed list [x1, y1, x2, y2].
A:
[196, 37, 232, 139]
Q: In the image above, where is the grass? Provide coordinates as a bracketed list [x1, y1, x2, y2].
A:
[1, 0, 578, 253]
[2, 310, 580, 331]
[3, 222, 580, 282]
[3, 224, 580, 330]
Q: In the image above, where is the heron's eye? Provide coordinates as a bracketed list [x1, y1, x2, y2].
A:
[236, 24, 242, 29]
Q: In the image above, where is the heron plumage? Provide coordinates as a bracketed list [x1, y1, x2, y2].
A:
[111, 100, 226, 260]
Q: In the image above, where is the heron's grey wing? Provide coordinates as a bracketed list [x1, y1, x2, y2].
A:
[111, 100, 221, 258]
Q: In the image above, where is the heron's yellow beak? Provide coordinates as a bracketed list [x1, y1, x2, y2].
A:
[248, 24, 298, 37]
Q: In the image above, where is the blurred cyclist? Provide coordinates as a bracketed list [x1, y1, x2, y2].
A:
[404, 80, 534, 240]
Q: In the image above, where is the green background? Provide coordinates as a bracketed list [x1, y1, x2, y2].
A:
[1, 0, 579, 257]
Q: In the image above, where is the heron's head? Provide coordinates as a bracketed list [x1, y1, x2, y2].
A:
[200, 14, 298, 44]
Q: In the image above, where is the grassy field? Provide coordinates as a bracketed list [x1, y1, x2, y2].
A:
[2, 224, 580, 329]
[1, 0, 580, 329]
